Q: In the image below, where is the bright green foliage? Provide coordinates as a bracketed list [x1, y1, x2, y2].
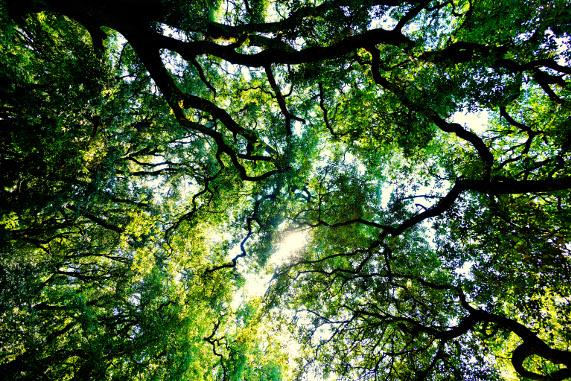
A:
[1, 0, 570, 380]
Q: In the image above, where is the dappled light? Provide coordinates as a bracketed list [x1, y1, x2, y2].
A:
[1, 0, 570, 380]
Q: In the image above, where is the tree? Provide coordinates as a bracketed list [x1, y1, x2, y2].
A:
[1, 0, 569, 379]
[0, 6, 287, 380]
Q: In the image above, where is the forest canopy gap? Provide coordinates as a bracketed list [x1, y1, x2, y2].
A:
[0, 0, 570, 380]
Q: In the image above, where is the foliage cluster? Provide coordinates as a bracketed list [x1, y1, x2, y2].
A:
[1, 0, 570, 380]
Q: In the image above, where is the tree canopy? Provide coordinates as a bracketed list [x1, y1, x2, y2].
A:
[1, 0, 570, 379]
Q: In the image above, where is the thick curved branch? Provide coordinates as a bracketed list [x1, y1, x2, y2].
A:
[155, 27, 412, 67]
[124, 31, 281, 181]
[265, 64, 304, 136]
[499, 105, 534, 134]
[368, 47, 494, 175]
[394, 0, 430, 31]
[204, 0, 418, 37]
[390, 177, 571, 236]
[399, 277, 571, 378]
[421, 42, 569, 104]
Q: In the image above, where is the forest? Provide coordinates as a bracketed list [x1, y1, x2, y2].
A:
[0, 0, 570, 379]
